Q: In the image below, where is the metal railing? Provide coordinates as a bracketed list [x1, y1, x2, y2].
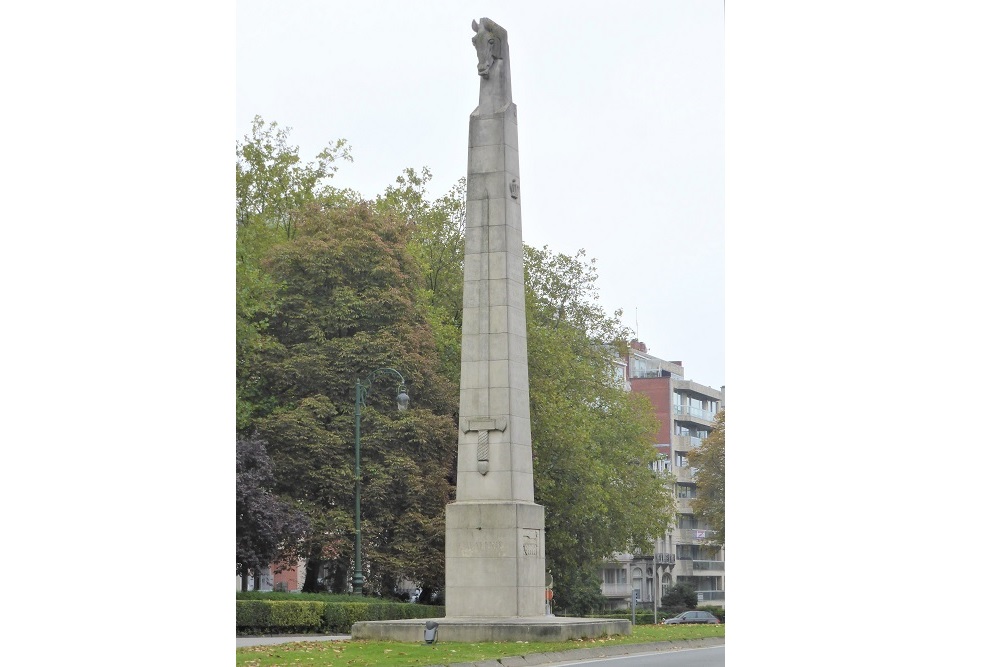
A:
[656, 553, 676, 564]
[696, 591, 725, 601]
[673, 405, 718, 421]
[693, 560, 725, 571]
[676, 528, 718, 541]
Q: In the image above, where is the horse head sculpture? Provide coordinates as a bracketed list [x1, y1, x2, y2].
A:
[471, 18, 512, 114]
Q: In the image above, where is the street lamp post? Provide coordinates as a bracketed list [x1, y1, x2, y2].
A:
[353, 367, 409, 596]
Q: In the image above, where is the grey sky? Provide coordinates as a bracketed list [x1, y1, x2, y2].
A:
[237, 0, 724, 389]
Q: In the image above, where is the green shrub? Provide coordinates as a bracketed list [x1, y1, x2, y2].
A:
[236, 600, 270, 631]
[322, 602, 371, 633]
[237, 593, 444, 635]
[660, 583, 699, 614]
[699, 605, 725, 623]
[236, 600, 325, 633]
[268, 601, 325, 632]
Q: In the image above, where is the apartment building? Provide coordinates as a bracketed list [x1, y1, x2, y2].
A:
[600, 340, 725, 609]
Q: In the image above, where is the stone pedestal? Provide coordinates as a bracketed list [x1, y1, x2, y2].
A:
[445, 501, 544, 617]
[351, 616, 632, 643]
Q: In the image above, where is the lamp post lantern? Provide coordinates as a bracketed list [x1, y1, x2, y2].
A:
[352, 367, 409, 595]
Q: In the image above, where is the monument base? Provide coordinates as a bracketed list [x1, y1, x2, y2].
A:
[445, 501, 546, 617]
[350, 616, 631, 643]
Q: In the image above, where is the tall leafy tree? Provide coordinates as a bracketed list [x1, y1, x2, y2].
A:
[378, 168, 466, 388]
[236, 115, 353, 234]
[250, 203, 458, 595]
[236, 117, 354, 430]
[524, 245, 675, 614]
[689, 410, 725, 545]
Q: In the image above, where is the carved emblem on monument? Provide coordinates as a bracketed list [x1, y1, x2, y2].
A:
[521, 529, 540, 557]
[460, 417, 508, 475]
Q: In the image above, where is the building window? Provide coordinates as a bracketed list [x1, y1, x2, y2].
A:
[676, 483, 696, 499]
[650, 454, 671, 475]
[604, 568, 626, 585]
[676, 452, 688, 468]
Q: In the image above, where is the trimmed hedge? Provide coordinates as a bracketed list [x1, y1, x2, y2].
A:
[236, 599, 442, 635]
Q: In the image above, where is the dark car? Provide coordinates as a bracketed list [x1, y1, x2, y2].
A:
[661, 610, 720, 624]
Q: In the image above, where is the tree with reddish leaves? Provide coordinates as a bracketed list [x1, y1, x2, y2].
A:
[236, 435, 309, 591]
[246, 203, 458, 596]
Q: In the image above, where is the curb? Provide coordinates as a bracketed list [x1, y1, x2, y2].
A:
[427, 637, 725, 667]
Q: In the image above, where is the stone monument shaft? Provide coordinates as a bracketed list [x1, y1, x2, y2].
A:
[444, 17, 546, 618]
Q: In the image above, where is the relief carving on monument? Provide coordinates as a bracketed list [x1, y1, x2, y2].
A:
[461, 416, 507, 476]
[471, 18, 512, 115]
[520, 529, 540, 557]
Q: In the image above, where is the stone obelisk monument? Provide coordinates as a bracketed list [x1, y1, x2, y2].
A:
[444, 17, 545, 618]
[351, 20, 629, 641]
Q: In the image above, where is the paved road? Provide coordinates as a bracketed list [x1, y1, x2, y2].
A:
[546, 645, 723, 667]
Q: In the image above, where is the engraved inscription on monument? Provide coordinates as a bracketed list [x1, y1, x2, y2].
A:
[459, 539, 505, 557]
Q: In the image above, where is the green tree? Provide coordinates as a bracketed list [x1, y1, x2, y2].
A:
[236, 115, 353, 234]
[689, 410, 725, 545]
[236, 117, 355, 430]
[249, 203, 458, 596]
[524, 245, 675, 615]
[661, 582, 699, 614]
[378, 168, 466, 389]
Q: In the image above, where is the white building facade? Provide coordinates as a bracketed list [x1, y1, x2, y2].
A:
[600, 341, 724, 610]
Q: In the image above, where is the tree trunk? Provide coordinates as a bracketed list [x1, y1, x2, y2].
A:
[241, 570, 249, 592]
[303, 559, 321, 593]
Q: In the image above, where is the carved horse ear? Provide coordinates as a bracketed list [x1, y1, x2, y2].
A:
[471, 19, 479, 32]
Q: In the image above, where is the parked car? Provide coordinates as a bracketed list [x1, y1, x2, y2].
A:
[661, 610, 720, 624]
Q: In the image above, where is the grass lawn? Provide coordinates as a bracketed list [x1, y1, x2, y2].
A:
[236, 623, 724, 667]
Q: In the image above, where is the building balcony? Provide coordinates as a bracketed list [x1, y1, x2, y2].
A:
[697, 591, 725, 602]
[672, 434, 703, 452]
[633, 553, 676, 565]
[672, 405, 717, 427]
[674, 466, 694, 483]
[671, 379, 722, 400]
[675, 528, 718, 542]
[601, 583, 632, 598]
[676, 497, 695, 513]
[693, 560, 725, 571]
